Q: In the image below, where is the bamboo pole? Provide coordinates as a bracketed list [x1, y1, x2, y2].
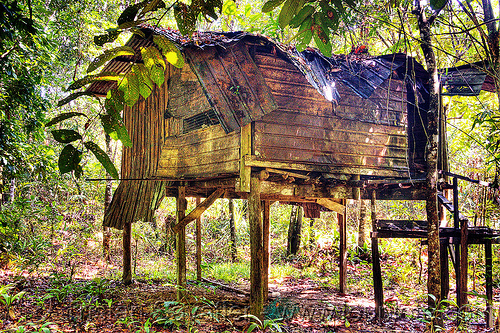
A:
[196, 197, 202, 282]
[371, 190, 384, 319]
[262, 200, 270, 302]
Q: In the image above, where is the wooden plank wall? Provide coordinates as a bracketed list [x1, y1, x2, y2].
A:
[252, 51, 412, 175]
[103, 65, 171, 229]
[156, 62, 240, 179]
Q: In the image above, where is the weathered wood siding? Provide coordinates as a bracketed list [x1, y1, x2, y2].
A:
[103, 65, 171, 229]
[156, 63, 240, 178]
[252, 51, 412, 176]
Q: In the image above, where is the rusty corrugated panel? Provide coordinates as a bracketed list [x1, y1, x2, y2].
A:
[440, 62, 492, 96]
[187, 43, 277, 133]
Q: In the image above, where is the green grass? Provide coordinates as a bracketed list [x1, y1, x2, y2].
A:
[205, 262, 249, 283]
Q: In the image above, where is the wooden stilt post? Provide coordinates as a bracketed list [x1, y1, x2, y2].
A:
[453, 177, 461, 307]
[440, 238, 449, 300]
[122, 220, 132, 285]
[339, 199, 347, 294]
[371, 190, 384, 319]
[263, 200, 270, 302]
[248, 177, 263, 317]
[176, 186, 187, 300]
[485, 239, 494, 327]
[196, 197, 202, 282]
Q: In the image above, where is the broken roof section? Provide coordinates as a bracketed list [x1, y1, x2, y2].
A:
[440, 61, 496, 96]
[87, 26, 429, 128]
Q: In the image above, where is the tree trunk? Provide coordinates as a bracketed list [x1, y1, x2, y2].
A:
[229, 198, 237, 262]
[287, 205, 302, 256]
[357, 200, 368, 248]
[415, 0, 441, 310]
[103, 134, 112, 261]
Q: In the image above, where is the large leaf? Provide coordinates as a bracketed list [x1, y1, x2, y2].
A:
[66, 72, 121, 91]
[278, 0, 305, 29]
[94, 30, 120, 47]
[57, 92, 96, 107]
[141, 46, 166, 86]
[100, 114, 131, 146]
[132, 64, 154, 100]
[143, 0, 166, 13]
[430, 0, 448, 10]
[105, 89, 125, 115]
[313, 25, 332, 57]
[141, 46, 166, 70]
[118, 71, 140, 106]
[289, 5, 314, 28]
[51, 129, 82, 144]
[117, 1, 145, 26]
[58, 144, 82, 175]
[262, 0, 286, 13]
[174, 3, 197, 35]
[46, 112, 87, 127]
[87, 46, 135, 73]
[84, 141, 119, 179]
[153, 35, 185, 68]
[296, 16, 313, 51]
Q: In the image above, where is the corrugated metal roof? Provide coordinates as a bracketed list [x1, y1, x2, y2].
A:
[86, 26, 429, 103]
[441, 62, 495, 96]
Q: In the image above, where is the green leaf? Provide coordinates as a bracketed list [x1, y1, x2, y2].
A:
[118, 71, 140, 106]
[87, 46, 135, 73]
[278, 0, 306, 29]
[67, 72, 121, 91]
[141, 46, 166, 70]
[116, 123, 132, 147]
[58, 144, 82, 175]
[262, 0, 286, 13]
[105, 89, 125, 115]
[149, 65, 165, 86]
[153, 35, 185, 68]
[46, 112, 87, 127]
[330, 0, 346, 17]
[132, 64, 154, 100]
[117, 2, 143, 26]
[118, 19, 148, 30]
[318, 1, 339, 30]
[296, 16, 313, 51]
[222, 0, 237, 15]
[430, 0, 448, 10]
[58, 92, 96, 107]
[313, 25, 332, 57]
[94, 30, 120, 47]
[174, 3, 197, 35]
[84, 141, 119, 179]
[51, 129, 82, 144]
[130, 27, 146, 38]
[289, 5, 314, 28]
[143, 0, 166, 13]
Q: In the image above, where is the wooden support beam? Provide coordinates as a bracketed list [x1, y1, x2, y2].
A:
[248, 177, 264, 317]
[239, 123, 252, 192]
[316, 198, 346, 215]
[122, 221, 132, 285]
[457, 178, 468, 308]
[371, 190, 384, 319]
[440, 238, 449, 301]
[176, 186, 187, 300]
[263, 200, 271, 302]
[265, 167, 310, 180]
[338, 199, 347, 294]
[196, 197, 202, 282]
[173, 188, 225, 233]
[485, 239, 494, 327]
[453, 178, 461, 307]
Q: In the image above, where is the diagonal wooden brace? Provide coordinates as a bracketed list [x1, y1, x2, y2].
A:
[172, 188, 225, 233]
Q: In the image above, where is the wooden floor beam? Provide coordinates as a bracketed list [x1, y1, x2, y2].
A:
[176, 186, 187, 300]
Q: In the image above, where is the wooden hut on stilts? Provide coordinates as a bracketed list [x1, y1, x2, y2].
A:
[86, 27, 500, 323]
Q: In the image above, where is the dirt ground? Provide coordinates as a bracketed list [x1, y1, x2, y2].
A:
[1, 265, 496, 333]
